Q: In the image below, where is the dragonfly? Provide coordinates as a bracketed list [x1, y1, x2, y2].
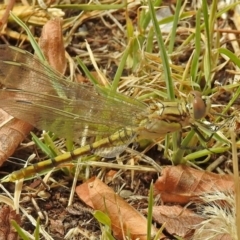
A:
[0, 45, 210, 182]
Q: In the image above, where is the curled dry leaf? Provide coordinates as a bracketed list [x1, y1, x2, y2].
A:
[154, 165, 234, 204]
[76, 177, 159, 240]
[0, 110, 33, 166]
[0, 18, 66, 166]
[39, 18, 66, 74]
[0, 205, 21, 240]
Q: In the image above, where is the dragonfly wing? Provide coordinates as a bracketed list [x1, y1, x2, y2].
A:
[0, 45, 144, 107]
[0, 45, 147, 140]
[0, 89, 144, 140]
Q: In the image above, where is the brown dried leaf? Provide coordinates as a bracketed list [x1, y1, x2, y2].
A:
[0, 110, 33, 166]
[0, 205, 21, 240]
[76, 177, 159, 240]
[149, 205, 203, 238]
[39, 18, 66, 74]
[154, 165, 234, 204]
[49, 219, 64, 236]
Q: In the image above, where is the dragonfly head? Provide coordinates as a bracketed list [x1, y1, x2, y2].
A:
[187, 91, 211, 120]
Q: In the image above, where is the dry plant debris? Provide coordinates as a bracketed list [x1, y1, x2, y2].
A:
[0, 205, 21, 240]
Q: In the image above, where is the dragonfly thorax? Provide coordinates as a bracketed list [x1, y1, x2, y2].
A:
[136, 101, 192, 139]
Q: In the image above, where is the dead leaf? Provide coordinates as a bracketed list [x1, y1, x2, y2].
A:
[154, 165, 234, 204]
[39, 18, 66, 74]
[0, 205, 21, 240]
[49, 219, 65, 236]
[76, 177, 159, 240]
[104, 170, 117, 184]
[0, 110, 33, 166]
[148, 205, 203, 238]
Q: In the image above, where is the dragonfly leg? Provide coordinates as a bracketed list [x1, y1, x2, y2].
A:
[176, 125, 216, 152]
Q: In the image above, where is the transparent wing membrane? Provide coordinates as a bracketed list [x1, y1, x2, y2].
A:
[0, 45, 146, 139]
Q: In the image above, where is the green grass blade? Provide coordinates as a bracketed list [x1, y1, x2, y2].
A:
[147, 0, 174, 99]
[147, 181, 154, 239]
[94, 210, 111, 227]
[31, 132, 57, 158]
[218, 48, 240, 68]
[190, 9, 201, 84]
[33, 218, 40, 240]
[9, 12, 45, 61]
[140, 0, 162, 30]
[11, 220, 31, 240]
[76, 57, 99, 86]
[111, 41, 131, 92]
[148, 0, 179, 153]
[217, 48, 240, 115]
[184, 146, 230, 162]
[168, 0, 182, 53]
[202, 0, 212, 87]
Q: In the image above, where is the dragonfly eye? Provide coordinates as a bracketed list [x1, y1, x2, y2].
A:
[188, 91, 211, 120]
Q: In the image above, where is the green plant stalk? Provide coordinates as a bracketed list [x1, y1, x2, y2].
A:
[43, 132, 62, 156]
[31, 132, 56, 158]
[190, 9, 201, 84]
[184, 146, 230, 162]
[202, 0, 212, 88]
[11, 220, 31, 240]
[147, 0, 179, 154]
[168, 0, 182, 53]
[147, 182, 154, 239]
[9, 12, 45, 61]
[140, 0, 162, 31]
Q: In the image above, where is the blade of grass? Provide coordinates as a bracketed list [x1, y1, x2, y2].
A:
[147, 0, 179, 154]
[147, 0, 174, 99]
[140, 0, 162, 31]
[147, 181, 154, 239]
[202, 0, 218, 91]
[190, 9, 201, 84]
[33, 218, 40, 240]
[231, 125, 240, 239]
[216, 48, 240, 115]
[202, 0, 212, 88]
[111, 40, 132, 92]
[184, 146, 230, 162]
[76, 58, 99, 86]
[9, 12, 45, 61]
[172, 129, 195, 164]
[146, 27, 154, 53]
[31, 132, 57, 158]
[11, 220, 34, 240]
[168, 0, 182, 53]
